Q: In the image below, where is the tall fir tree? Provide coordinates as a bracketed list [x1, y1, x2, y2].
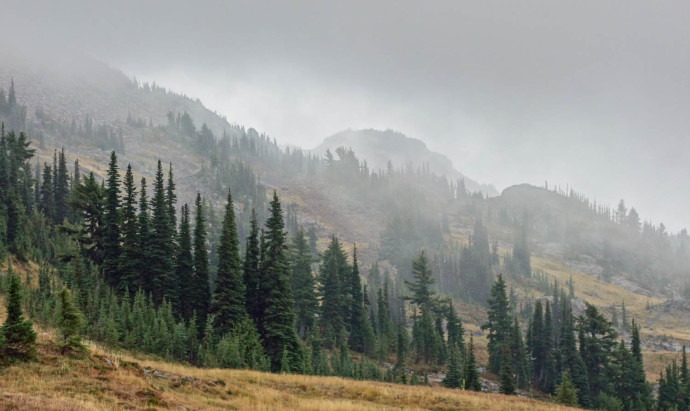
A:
[464, 335, 482, 391]
[118, 164, 140, 292]
[175, 204, 195, 320]
[499, 341, 517, 395]
[54, 147, 69, 223]
[243, 209, 262, 330]
[166, 163, 177, 230]
[290, 228, 318, 339]
[102, 151, 121, 289]
[137, 178, 153, 293]
[260, 191, 302, 372]
[192, 193, 211, 328]
[150, 160, 175, 306]
[38, 163, 54, 220]
[482, 274, 512, 374]
[212, 190, 247, 335]
[319, 235, 349, 346]
[349, 245, 373, 353]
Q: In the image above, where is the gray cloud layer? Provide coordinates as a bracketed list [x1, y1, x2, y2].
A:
[3, 0, 690, 229]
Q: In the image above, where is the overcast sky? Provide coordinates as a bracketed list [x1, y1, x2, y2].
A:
[4, 0, 690, 230]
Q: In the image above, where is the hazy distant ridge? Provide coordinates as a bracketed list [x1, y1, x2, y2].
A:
[312, 129, 496, 196]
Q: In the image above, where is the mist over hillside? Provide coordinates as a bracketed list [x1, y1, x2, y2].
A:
[312, 129, 496, 196]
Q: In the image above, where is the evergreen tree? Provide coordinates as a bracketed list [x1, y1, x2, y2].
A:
[150, 160, 175, 305]
[559, 308, 591, 407]
[102, 151, 121, 288]
[500, 341, 517, 395]
[464, 335, 482, 391]
[578, 303, 617, 402]
[510, 316, 530, 389]
[318, 235, 349, 346]
[192, 193, 211, 328]
[446, 300, 464, 353]
[555, 371, 579, 406]
[243, 209, 261, 329]
[443, 345, 463, 388]
[1, 272, 37, 362]
[290, 229, 318, 339]
[348, 245, 373, 353]
[118, 164, 140, 292]
[176, 204, 194, 320]
[39, 163, 54, 220]
[137, 178, 153, 293]
[56, 287, 85, 354]
[630, 319, 653, 409]
[482, 274, 512, 374]
[54, 148, 69, 222]
[166, 163, 177, 230]
[260, 192, 301, 372]
[405, 251, 442, 364]
[212, 190, 247, 335]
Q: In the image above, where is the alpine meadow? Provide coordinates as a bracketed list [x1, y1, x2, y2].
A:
[1, 2, 690, 410]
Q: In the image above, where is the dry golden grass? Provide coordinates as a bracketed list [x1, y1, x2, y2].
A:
[0, 332, 579, 411]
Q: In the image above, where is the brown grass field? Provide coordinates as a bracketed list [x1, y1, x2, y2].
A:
[0, 332, 582, 411]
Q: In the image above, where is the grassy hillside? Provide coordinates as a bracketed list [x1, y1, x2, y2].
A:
[0, 331, 578, 411]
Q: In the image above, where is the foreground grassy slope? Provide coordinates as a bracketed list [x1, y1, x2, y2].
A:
[0, 333, 579, 411]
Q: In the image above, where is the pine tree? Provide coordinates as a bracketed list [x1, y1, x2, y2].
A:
[555, 371, 579, 406]
[119, 164, 140, 292]
[578, 302, 617, 400]
[54, 148, 69, 222]
[446, 300, 464, 354]
[1, 271, 37, 362]
[630, 319, 653, 409]
[559, 308, 591, 407]
[443, 345, 463, 388]
[260, 191, 301, 372]
[319, 235, 348, 346]
[482, 274, 512, 374]
[212, 190, 247, 335]
[166, 163, 177, 230]
[192, 193, 211, 329]
[243, 209, 262, 329]
[500, 341, 517, 395]
[510, 316, 530, 389]
[405, 251, 442, 364]
[56, 287, 85, 354]
[39, 163, 54, 220]
[102, 151, 121, 288]
[348, 245, 371, 353]
[137, 177, 153, 293]
[290, 229, 318, 339]
[464, 335, 482, 391]
[150, 160, 175, 305]
[176, 204, 194, 320]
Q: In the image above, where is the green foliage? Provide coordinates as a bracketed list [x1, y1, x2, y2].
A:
[442, 346, 463, 388]
[102, 151, 121, 289]
[499, 341, 516, 395]
[464, 335, 482, 391]
[318, 235, 349, 347]
[260, 192, 301, 372]
[150, 160, 175, 306]
[1, 272, 37, 362]
[482, 274, 512, 374]
[56, 286, 85, 354]
[555, 371, 579, 406]
[119, 164, 140, 292]
[212, 190, 246, 334]
[192, 193, 211, 328]
[290, 229, 318, 339]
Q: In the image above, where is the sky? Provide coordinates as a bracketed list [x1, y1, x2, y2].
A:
[3, 0, 690, 230]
